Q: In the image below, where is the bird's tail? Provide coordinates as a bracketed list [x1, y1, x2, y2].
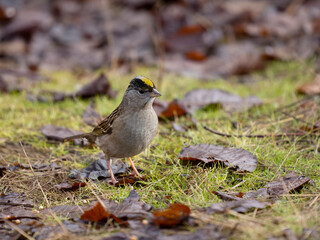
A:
[64, 133, 96, 143]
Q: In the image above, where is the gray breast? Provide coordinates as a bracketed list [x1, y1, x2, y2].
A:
[96, 108, 158, 158]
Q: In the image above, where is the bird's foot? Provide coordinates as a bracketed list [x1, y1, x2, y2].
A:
[108, 178, 119, 185]
[132, 169, 143, 179]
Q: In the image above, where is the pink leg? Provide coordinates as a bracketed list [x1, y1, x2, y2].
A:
[129, 157, 142, 178]
[107, 159, 118, 184]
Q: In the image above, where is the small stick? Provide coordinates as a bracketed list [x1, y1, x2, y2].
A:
[4, 220, 35, 240]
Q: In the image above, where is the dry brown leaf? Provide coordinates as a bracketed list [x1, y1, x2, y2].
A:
[152, 203, 191, 227]
[41, 124, 89, 146]
[207, 199, 270, 214]
[54, 182, 86, 191]
[80, 201, 125, 225]
[179, 144, 257, 172]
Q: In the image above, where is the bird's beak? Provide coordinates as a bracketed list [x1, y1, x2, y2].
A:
[150, 88, 161, 97]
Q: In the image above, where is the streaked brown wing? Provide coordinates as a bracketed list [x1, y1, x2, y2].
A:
[92, 105, 121, 136]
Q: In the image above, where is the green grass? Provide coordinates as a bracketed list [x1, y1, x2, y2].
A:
[0, 60, 319, 239]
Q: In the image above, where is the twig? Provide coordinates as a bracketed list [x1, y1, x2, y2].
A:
[226, 210, 265, 225]
[203, 126, 320, 138]
[4, 220, 35, 240]
[273, 95, 314, 113]
[308, 193, 320, 208]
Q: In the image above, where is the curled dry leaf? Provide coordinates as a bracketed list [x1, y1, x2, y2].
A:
[33, 74, 117, 103]
[41, 124, 89, 146]
[207, 199, 270, 214]
[115, 175, 146, 186]
[0, 192, 34, 208]
[179, 144, 257, 172]
[47, 190, 152, 225]
[74, 73, 117, 99]
[69, 158, 128, 180]
[214, 172, 311, 201]
[54, 182, 86, 191]
[80, 202, 126, 226]
[244, 171, 311, 199]
[0, 193, 39, 221]
[158, 99, 188, 119]
[212, 190, 242, 201]
[152, 203, 191, 228]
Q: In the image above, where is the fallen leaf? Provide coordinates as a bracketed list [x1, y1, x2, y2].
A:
[244, 171, 310, 199]
[54, 182, 86, 191]
[164, 42, 265, 79]
[297, 74, 320, 95]
[164, 24, 205, 53]
[74, 73, 117, 99]
[34, 74, 117, 102]
[206, 199, 270, 214]
[34, 220, 87, 240]
[0, 192, 34, 208]
[109, 190, 152, 220]
[115, 175, 146, 186]
[0, 193, 39, 221]
[152, 203, 191, 228]
[43, 204, 84, 220]
[185, 50, 207, 62]
[214, 172, 311, 200]
[103, 225, 225, 240]
[41, 124, 89, 146]
[80, 201, 125, 225]
[13, 162, 61, 171]
[69, 158, 128, 180]
[0, 9, 52, 40]
[179, 144, 257, 172]
[0, 69, 43, 93]
[47, 190, 152, 224]
[153, 99, 169, 117]
[0, 206, 40, 220]
[158, 99, 188, 119]
[180, 89, 262, 113]
[212, 191, 242, 201]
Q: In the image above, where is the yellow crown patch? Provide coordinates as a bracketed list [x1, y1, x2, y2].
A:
[140, 77, 154, 88]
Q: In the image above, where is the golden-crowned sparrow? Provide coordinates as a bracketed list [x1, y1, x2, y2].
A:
[64, 76, 161, 184]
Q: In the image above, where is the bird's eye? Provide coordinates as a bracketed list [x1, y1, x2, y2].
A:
[138, 90, 145, 94]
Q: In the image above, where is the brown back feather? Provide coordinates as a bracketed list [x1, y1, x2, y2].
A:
[92, 103, 122, 136]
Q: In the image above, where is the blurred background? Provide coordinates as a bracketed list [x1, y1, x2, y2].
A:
[0, 0, 319, 84]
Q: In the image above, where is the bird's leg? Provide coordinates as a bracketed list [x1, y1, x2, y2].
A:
[129, 157, 142, 178]
[106, 157, 118, 185]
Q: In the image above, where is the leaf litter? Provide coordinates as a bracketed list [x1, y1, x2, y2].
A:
[213, 171, 311, 201]
[69, 158, 129, 180]
[41, 124, 89, 146]
[0, 0, 319, 238]
[32, 73, 117, 103]
[179, 144, 257, 173]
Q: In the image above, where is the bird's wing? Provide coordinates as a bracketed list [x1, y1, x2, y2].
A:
[92, 105, 122, 136]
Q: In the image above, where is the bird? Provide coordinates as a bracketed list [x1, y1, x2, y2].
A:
[64, 76, 161, 184]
